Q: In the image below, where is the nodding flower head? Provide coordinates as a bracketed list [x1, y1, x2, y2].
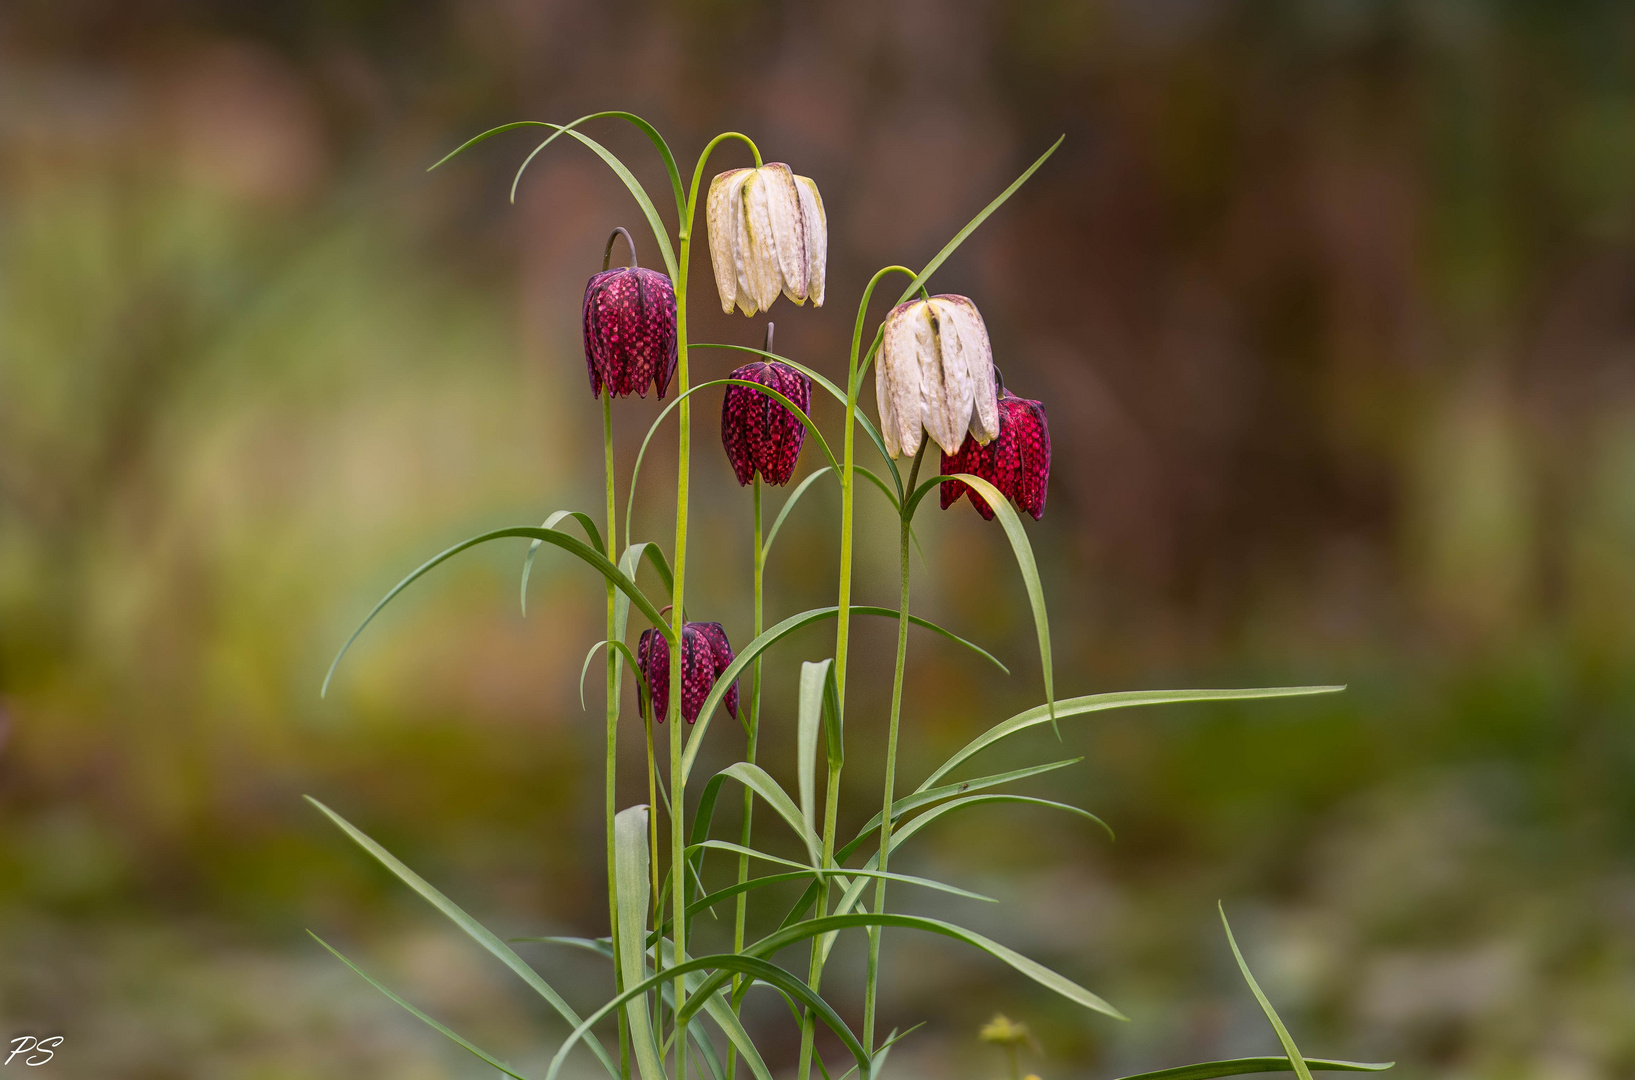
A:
[941, 388, 1051, 521]
[582, 228, 678, 399]
[636, 621, 738, 724]
[721, 325, 812, 486]
[707, 164, 826, 317]
[875, 294, 999, 457]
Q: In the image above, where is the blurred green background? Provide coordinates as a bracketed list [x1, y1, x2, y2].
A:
[3, 1, 1634, 1077]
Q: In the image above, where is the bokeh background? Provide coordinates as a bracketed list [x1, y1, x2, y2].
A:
[4, 1, 1634, 1077]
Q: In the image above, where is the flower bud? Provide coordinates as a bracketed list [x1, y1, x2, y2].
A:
[707, 164, 826, 317]
[941, 389, 1051, 520]
[876, 294, 999, 457]
[721, 359, 811, 486]
[635, 621, 738, 724]
[582, 241, 678, 399]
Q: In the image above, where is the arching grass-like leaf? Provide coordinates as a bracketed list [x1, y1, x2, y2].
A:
[307, 798, 618, 1078]
[691, 343, 900, 494]
[1108, 1059, 1393, 1080]
[625, 378, 842, 541]
[682, 606, 1007, 783]
[763, 467, 832, 561]
[918, 686, 1346, 793]
[797, 660, 836, 849]
[1220, 904, 1314, 1080]
[852, 758, 1082, 839]
[578, 640, 646, 711]
[690, 841, 994, 903]
[309, 933, 537, 1080]
[544, 954, 870, 1080]
[692, 912, 1124, 1023]
[713, 763, 820, 865]
[521, 510, 604, 615]
[853, 137, 1065, 390]
[946, 473, 1055, 729]
[322, 525, 673, 697]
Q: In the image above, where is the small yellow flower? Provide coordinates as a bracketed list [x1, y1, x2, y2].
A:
[979, 1013, 1031, 1047]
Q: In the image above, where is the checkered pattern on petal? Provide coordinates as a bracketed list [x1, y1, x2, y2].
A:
[583, 267, 678, 399]
[940, 390, 1051, 521]
[720, 361, 811, 486]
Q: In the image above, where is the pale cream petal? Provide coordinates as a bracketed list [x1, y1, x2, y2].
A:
[706, 170, 751, 315]
[795, 175, 827, 307]
[937, 295, 998, 443]
[740, 170, 785, 314]
[732, 171, 759, 316]
[879, 300, 927, 457]
[917, 298, 963, 455]
[759, 164, 808, 304]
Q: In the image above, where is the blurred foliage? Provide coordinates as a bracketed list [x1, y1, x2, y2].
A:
[2, 1, 1635, 1077]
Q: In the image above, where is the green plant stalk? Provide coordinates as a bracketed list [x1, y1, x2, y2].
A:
[669, 131, 760, 1079]
[862, 440, 925, 1049]
[793, 263, 916, 1080]
[794, 747, 846, 1080]
[604, 392, 633, 1080]
[725, 477, 764, 1080]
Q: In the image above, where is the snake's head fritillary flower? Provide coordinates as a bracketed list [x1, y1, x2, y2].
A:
[941, 389, 1051, 521]
[721, 345, 812, 486]
[636, 621, 738, 724]
[583, 229, 678, 399]
[707, 164, 826, 317]
[876, 294, 1000, 457]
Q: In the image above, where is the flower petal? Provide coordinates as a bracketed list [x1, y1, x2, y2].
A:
[878, 300, 927, 458]
[921, 298, 969, 456]
[707, 170, 752, 316]
[937, 295, 998, 443]
[795, 175, 826, 307]
[738, 171, 783, 316]
[758, 164, 809, 305]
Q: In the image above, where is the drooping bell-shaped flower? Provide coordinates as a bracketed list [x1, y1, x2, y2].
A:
[876, 294, 1000, 457]
[941, 388, 1051, 520]
[583, 227, 678, 399]
[707, 164, 826, 317]
[636, 621, 738, 724]
[721, 324, 812, 486]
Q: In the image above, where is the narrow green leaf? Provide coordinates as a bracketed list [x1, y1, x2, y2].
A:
[797, 660, 832, 846]
[1109, 1059, 1393, 1080]
[307, 798, 617, 1077]
[522, 510, 603, 615]
[716, 762, 820, 865]
[692, 841, 995, 903]
[704, 912, 1125, 1023]
[496, 123, 678, 278]
[918, 686, 1346, 793]
[1221, 904, 1313, 1080]
[616, 806, 667, 1080]
[578, 640, 645, 711]
[322, 525, 671, 697]
[950, 473, 1054, 730]
[763, 467, 833, 562]
[682, 606, 1007, 783]
[690, 343, 901, 494]
[613, 541, 675, 656]
[544, 954, 870, 1080]
[853, 758, 1082, 839]
[309, 933, 536, 1080]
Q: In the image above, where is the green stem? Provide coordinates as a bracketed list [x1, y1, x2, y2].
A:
[665, 130, 758, 1080]
[726, 477, 764, 1080]
[862, 440, 925, 1049]
[604, 392, 633, 1080]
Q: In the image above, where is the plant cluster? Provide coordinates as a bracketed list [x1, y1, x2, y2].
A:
[313, 113, 1392, 1080]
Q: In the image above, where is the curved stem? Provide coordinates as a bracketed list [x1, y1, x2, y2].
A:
[862, 439, 926, 1049]
[604, 227, 638, 271]
[681, 133, 763, 241]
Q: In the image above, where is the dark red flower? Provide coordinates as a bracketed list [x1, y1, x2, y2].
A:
[940, 389, 1051, 520]
[721, 360, 812, 486]
[636, 621, 738, 724]
[583, 265, 678, 399]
